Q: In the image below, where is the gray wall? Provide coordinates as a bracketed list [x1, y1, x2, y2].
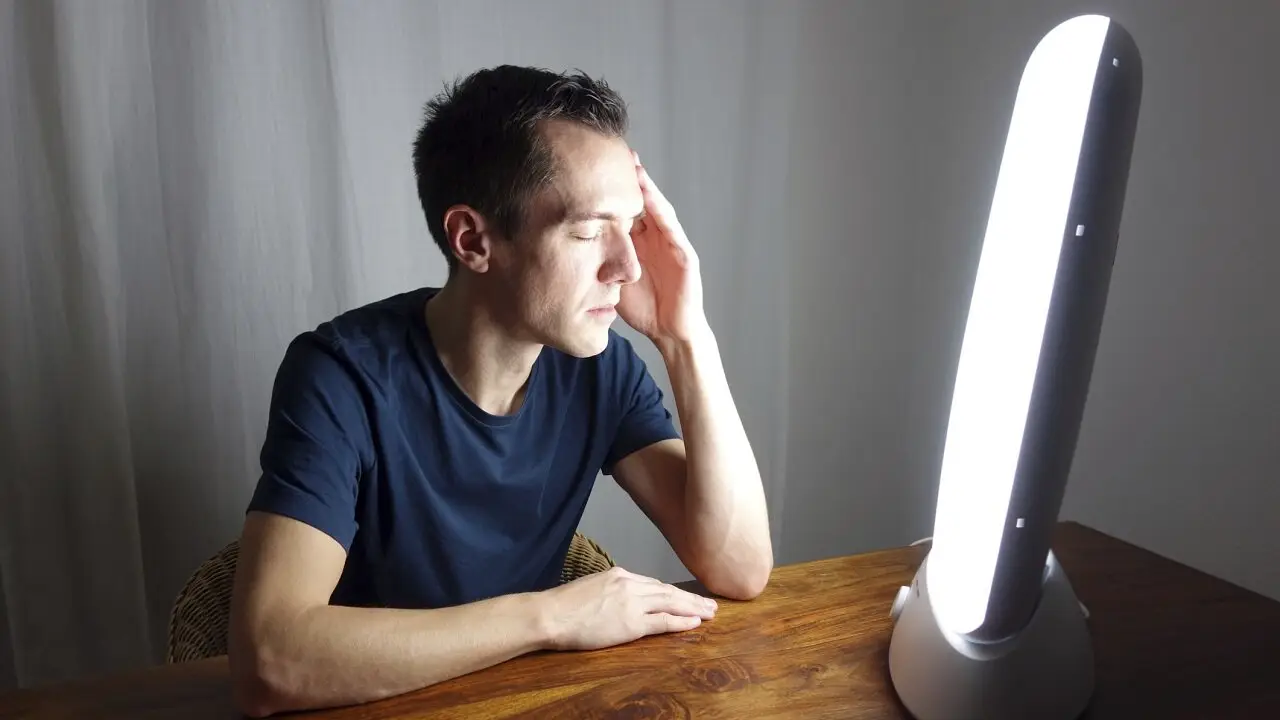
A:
[778, 0, 923, 564]
[776, 0, 1280, 600]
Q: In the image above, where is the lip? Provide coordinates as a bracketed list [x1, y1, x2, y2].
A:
[587, 305, 617, 317]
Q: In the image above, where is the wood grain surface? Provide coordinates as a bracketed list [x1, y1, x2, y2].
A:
[2, 521, 1278, 718]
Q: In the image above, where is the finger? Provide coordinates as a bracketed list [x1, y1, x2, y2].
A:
[631, 160, 677, 225]
[635, 164, 678, 227]
[643, 587, 718, 619]
[628, 215, 649, 241]
[644, 612, 702, 635]
[636, 170, 699, 260]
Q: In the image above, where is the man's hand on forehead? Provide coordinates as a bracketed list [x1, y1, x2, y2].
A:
[615, 151, 709, 346]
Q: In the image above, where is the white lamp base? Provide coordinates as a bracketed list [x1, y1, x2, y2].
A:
[888, 550, 1094, 720]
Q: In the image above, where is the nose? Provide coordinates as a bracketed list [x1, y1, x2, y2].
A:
[600, 229, 642, 285]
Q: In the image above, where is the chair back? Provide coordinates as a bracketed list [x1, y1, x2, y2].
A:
[167, 541, 240, 663]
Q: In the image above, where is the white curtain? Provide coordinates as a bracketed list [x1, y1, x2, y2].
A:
[0, 0, 797, 687]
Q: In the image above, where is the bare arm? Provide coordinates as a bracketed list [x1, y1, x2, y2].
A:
[611, 153, 773, 601]
[613, 329, 773, 601]
[228, 511, 542, 716]
[228, 511, 716, 717]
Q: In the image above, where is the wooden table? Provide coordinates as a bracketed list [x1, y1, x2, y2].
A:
[3, 521, 1278, 718]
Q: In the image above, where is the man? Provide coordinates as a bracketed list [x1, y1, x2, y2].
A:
[228, 65, 772, 718]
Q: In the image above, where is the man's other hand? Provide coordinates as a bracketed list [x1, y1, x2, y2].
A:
[538, 566, 717, 651]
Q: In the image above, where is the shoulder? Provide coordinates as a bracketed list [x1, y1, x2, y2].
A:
[262, 292, 435, 459]
[313, 288, 432, 358]
[282, 288, 433, 387]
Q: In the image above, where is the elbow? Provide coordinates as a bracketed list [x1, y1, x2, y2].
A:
[230, 655, 285, 718]
[702, 554, 773, 601]
[706, 570, 770, 601]
[231, 664, 277, 719]
[230, 639, 303, 718]
[731, 563, 774, 600]
[232, 676, 278, 719]
[736, 543, 775, 599]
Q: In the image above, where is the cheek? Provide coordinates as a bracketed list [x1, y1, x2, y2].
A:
[507, 235, 604, 320]
[536, 246, 597, 296]
[509, 249, 577, 320]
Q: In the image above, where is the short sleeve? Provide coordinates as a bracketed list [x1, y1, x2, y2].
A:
[602, 332, 681, 475]
[246, 332, 371, 550]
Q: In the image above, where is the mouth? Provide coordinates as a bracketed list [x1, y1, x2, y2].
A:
[587, 304, 617, 319]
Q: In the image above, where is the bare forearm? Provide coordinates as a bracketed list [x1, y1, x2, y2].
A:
[658, 327, 773, 598]
[233, 592, 548, 716]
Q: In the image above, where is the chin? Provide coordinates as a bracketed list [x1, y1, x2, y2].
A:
[548, 327, 611, 358]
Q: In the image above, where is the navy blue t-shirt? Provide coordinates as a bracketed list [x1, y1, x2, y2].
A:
[246, 287, 679, 609]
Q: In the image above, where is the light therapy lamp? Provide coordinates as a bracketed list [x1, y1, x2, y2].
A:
[888, 14, 1142, 720]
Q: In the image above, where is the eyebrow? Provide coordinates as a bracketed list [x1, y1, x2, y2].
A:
[565, 209, 646, 223]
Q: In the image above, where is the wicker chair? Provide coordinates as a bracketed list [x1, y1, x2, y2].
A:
[166, 532, 615, 664]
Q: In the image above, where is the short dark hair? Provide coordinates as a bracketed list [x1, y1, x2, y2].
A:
[412, 65, 629, 272]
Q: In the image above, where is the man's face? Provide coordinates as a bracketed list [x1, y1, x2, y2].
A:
[489, 120, 645, 357]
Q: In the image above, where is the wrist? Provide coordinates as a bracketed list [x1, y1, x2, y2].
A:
[523, 590, 561, 652]
[653, 322, 716, 361]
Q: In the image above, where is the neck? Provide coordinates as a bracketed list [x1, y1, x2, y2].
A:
[424, 278, 543, 417]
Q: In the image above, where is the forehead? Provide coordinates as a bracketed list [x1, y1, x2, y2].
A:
[536, 120, 643, 220]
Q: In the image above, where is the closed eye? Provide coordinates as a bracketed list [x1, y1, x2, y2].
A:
[566, 209, 644, 240]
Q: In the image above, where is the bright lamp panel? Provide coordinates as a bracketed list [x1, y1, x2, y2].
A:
[928, 15, 1110, 637]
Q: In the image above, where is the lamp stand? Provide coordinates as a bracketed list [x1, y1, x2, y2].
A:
[888, 551, 1094, 719]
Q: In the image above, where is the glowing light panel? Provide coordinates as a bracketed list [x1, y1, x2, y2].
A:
[928, 15, 1111, 636]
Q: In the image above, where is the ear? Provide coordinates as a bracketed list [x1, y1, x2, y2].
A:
[442, 205, 493, 273]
